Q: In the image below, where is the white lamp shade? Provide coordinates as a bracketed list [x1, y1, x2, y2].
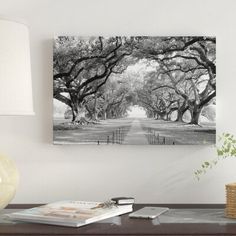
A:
[0, 18, 34, 115]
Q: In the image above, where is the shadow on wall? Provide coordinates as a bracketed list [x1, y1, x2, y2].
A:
[40, 39, 53, 143]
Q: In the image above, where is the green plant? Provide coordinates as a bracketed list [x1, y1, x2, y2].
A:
[195, 133, 236, 180]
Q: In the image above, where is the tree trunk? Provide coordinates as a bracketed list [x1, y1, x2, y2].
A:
[176, 110, 184, 122]
[71, 105, 78, 123]
[159, 112, 166, 120]
[84, 105, 93, 120]
[102, 110, 107, 120]
[71, 104, 90, 125]
[154, 111, 158, 119]
[92, 94, 98, 121]
[167, 112, 171, 121]
[163, 114, 168, 121]
[190, 106, 202, 125]
[175, 101, 187, 122]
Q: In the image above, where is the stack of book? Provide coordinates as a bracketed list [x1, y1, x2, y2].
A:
[6, 197, 135, 227]
[111, 197, 135, 205]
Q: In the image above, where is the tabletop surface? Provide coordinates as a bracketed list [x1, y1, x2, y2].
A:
[1, 204, 236, 235]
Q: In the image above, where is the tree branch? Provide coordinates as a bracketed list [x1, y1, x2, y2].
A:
[53, 93, 71, 107]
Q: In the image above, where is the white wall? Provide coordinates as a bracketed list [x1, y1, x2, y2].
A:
[0, 0, 236, 204]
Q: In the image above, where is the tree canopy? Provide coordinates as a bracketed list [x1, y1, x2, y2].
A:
[53, 36, 216, 125]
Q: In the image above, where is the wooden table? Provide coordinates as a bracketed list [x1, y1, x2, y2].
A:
[1, 204, 236, 236]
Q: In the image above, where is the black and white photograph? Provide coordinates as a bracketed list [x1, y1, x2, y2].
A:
[53, 36, 216, 145]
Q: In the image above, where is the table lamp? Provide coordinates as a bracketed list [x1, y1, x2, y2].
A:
[0, 17, 34, 210]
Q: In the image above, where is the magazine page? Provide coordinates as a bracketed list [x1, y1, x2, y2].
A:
[8, 201, 132, 226]
[10, 201, 109, 223]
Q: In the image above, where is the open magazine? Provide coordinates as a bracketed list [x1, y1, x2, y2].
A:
[5, 201, 133, 227]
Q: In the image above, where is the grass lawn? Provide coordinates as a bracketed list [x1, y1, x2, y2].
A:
[140, 119, 216, 145]
[53, 118, 133, 144]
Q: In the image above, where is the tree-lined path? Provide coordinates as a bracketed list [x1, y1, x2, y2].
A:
[123, 119, 149, 145]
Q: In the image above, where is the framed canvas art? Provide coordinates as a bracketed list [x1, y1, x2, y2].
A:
[53, 36, 216, 145]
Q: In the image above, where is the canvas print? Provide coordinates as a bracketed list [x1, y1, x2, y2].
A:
[53, 36, 216, 145]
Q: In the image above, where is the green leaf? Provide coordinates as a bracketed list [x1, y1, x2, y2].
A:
[204, 161, 210, 166]
[217, 150, 223, 156]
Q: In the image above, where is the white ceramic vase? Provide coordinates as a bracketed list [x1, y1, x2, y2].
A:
[0, 155, 19, 210]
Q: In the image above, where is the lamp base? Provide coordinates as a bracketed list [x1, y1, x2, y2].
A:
[0, 155, 19, 210]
